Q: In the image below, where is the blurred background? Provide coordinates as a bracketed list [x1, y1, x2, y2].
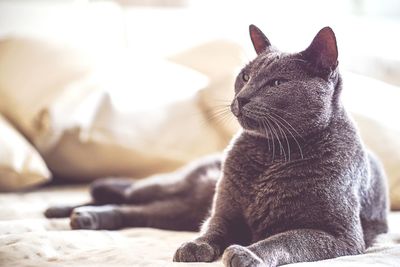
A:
[0, 0, 400, 208]
[2, 0, 400, 83]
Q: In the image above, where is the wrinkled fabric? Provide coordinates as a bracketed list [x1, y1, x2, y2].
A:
[0, 185, 399, 267]
[0, 114, 50, 191]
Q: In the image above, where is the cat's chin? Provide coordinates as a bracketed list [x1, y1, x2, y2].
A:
[237, 115, 258, 130]
[237, 117, 269, 138]
[242, 128, 270, 139]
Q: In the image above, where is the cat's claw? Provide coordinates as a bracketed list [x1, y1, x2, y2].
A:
[222, 245, 265, 267]
[173, 241, 219, 262]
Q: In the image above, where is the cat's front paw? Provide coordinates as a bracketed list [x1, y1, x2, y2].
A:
[222, 245, 264, 267]
[173, 241, 219, 262]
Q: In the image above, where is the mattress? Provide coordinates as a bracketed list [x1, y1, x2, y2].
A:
[1, 185, 399, 267]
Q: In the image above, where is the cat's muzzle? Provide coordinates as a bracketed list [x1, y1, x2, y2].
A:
[231, 99, 241, 117]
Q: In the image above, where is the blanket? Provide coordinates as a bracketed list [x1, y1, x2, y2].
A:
[1, 185, 399, 267]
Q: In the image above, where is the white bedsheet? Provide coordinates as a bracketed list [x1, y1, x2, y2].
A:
[0, 185, 399, 267]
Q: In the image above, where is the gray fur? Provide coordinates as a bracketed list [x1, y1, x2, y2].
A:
[45, 25, 388, 267]
[174, 25, 388, 266]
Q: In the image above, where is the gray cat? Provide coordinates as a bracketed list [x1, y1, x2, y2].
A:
[45, 25, 388, 267]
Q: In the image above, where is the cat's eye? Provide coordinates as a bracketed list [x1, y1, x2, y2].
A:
[269, 79, 286, 86]
[242, 73, 250, 82]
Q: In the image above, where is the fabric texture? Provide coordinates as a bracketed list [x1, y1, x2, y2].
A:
[0, 114, 51, 191]
[0, 185, 399, 267]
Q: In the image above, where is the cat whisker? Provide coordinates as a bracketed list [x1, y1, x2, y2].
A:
[205, 105, 231, 118]
[208, 111, 233, 127]
[259, 119, 271, 151]
[263, 117, 286, 162]
[257, 116, 275, 161]
[264, 105, 294, 116]
[275, 119, 288, 162]
[208, 99, 232, 106]
[200, 104, 235, 130]
[266, 114, 291, 162]
[263, 117, 276, 161]
[267, 109, 304, 141]
[249, 110, 279, 162]
[206, 104, 231, 112]
[267, 114, 290, 162]
[267, 112, 304, 160]
[251, 106, 303, 161]
[268, 118, 286, 161]
[290, 58, 308, 64]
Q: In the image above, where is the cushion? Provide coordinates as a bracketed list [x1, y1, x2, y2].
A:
[0, 114, 51, 191]
[0, 37, 222, 181]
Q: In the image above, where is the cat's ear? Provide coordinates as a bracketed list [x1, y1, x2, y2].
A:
[249, 24, 271, 55]
[303, 27, 338, 73]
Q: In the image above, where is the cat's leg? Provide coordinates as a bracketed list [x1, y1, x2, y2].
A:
[70, 156, 221, 230]
[88, 155, 220, 206]
[123, 155, 221, 204]
[45, 155, 221, 218]
[222, 228, 365, 267]
[70, 190, 215, 231]
[44, 178, 133, 218]
[90, 178, 134, 204]
[173, 190, 250, 263]
[361, 218, 388, 248]
[360, 153, 389, 247]
[44, 202, 94, 218]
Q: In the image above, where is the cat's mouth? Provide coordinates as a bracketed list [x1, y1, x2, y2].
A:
[236, 114, 260, 130]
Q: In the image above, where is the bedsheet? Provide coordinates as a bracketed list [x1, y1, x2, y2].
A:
[0, 185, 399, 267]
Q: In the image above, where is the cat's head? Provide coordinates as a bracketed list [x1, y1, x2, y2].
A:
[231, 25, 341, 139]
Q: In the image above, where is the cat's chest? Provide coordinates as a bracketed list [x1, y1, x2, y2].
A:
[223, 134, 308, 241]
[224, 159, 296, 240]
[223, 134, 285, 189]
[224, 142, 289, 208]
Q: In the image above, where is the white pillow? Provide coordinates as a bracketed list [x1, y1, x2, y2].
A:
[0, 37, 225, 181]
[0, 114, 51, 191]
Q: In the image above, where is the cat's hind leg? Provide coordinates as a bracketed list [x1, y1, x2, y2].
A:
[90, 178, 133, 204]
[44, 178, 133, 218]
[123, 155, 221, 204]
[69, 156, 220, 231]
[44, 202, 92, 218]
[70, 191, 215, 231]
[46, 155, 221, 221]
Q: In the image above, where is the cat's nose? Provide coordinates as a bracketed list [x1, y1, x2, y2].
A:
[231, 97, 250, 116]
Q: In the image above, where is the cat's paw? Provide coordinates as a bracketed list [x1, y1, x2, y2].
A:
[70, 205, 121, 230]
[173, 241, 219, 262]
[222, 245, 264, 267]
[44, 205, 74, 218]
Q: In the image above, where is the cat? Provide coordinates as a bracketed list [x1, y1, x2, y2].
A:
[45, 25, 388, 267]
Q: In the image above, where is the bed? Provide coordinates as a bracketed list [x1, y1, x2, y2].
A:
[1, 3, 400, 266]
[0, 185, 399, 267]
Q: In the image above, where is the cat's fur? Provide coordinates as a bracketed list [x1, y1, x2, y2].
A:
[45, 25, 388, 267]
